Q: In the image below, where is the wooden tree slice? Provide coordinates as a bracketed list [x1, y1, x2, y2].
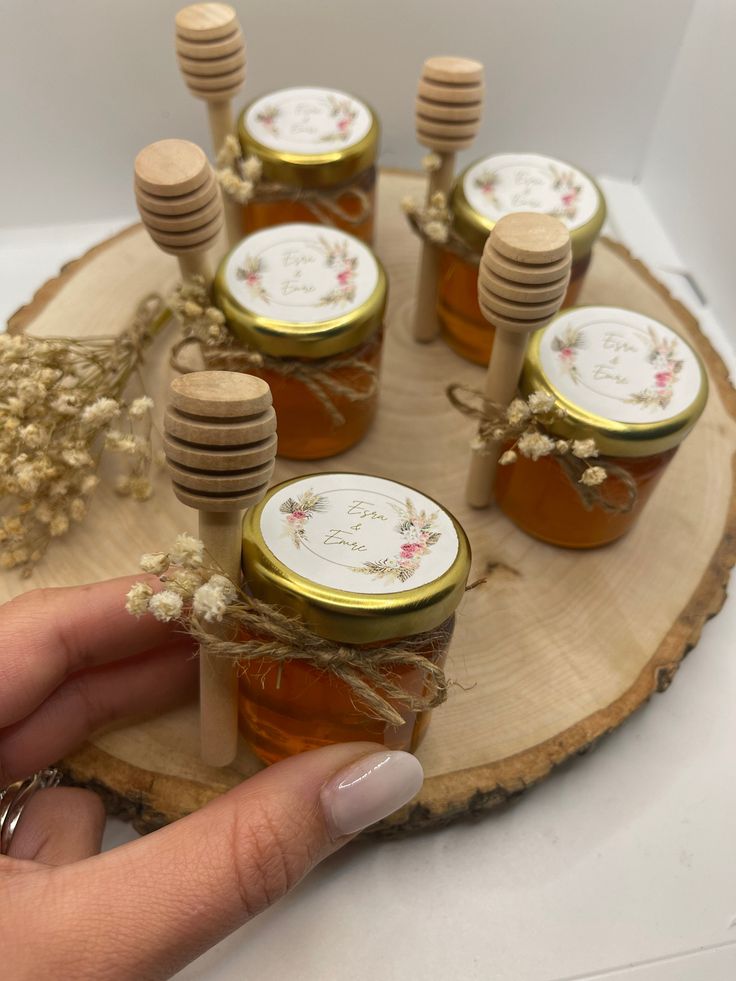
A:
[5, 171, 736, 836]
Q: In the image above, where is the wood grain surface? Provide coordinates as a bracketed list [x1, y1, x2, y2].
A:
[6, 170, 736, 836]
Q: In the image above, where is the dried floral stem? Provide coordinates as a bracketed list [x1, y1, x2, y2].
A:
[216, 135, 372, 228]
[127, 538, 456, 728]
[0, 295, 166, 575]
[169, 278, 377, 428]
[447, 384, 638, 514]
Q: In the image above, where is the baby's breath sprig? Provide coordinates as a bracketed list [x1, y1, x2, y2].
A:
[0, 295, 164, 576]
[215, 134, 263, 205]
[401, 187, 451, 246]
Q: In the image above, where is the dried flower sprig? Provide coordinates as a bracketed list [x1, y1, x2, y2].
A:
[401, 188, 451, 246]
[447, 384, 638, 514]
[215, 134, 263, 205]
[168, 276, 240, 353]
[0, 295, 165, 575]
[126, 536, 453, 727]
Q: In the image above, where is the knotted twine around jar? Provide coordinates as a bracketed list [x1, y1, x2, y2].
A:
[168, 278, 378, 428]
[216, 135, 373, 230]
[447, 383, 639, 515]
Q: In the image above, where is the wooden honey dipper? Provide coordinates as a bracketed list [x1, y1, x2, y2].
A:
[412, 56, 484, 343]
[164, 370, 277, 766]
[134, 138, 223, 284]
[175, 3, 246, 155]
[466, 212, 572, 508]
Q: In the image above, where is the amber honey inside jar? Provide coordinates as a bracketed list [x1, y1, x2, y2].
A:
[239, 473, 471, 764]
[438, 153, 606, 365]
[494, 306, 708, 548]
[238, 87, 379, 245]
[214, 223, 387, 460]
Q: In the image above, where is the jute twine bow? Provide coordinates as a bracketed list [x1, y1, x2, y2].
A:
[189, 593, 454, 728]
[170, 335, 378, 429]
[216, 135, 373, 229]
[447, 384, 638, 515]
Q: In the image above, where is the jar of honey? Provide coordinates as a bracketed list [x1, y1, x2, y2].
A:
[494, 306, 708, 547]
[239, 472, 472, 763]
[438, 152, 606, 364]
[238, 86, 379, 244]
[214, 223, 387, 459]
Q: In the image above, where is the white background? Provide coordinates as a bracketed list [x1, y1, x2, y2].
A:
[2, 1, 736, 978]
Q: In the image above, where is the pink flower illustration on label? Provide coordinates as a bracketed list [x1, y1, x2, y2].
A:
[321, 95, 358, 143]
[236, 255, 269, 303]
[256, 104, 280, 136]
[549, 166, 584, 222]
[318, 237, 359, 306]
[280, 489, 329, 548]
[354, 499, 442, 584]
[627, 327, 685, 410]
[551, 324, 585, 382]
[473, 170, 500, 208]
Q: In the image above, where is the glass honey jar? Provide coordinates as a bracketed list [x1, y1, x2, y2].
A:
[214, 223, 387, 460]
[238, 86, 379, 244]
[494, 306, 708, 548]
[438, 152, 606, 365]
[239, 472, 472, 764]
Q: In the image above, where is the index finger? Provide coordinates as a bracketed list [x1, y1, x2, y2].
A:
[0, 575, 186, 727]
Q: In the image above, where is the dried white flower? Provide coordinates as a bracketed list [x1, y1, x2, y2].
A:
[170, 533, 205, 568]
[140, 551, 170, 575]
[148, 589, 184, 623]
[81, 397, 120, 427]
[499, 450, 518, 466]
[49, 514, 69, 537]
[580, 466, 607, 487]
[128, 395, 154, 418]
[527, 391, 556, 415]
[572, 439, 599, 459]
[424, 220, 448, 244]
[423, 153, 441, 173]
[241, 155, 262, 182]
[506, 399, 531, 426]
[167, 568, 204, 596]
[192, 579, 230, 622]
[517, 432, 556, 461]
[125, 581, 153, 617]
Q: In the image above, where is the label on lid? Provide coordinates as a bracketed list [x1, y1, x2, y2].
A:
[223, 224, 380, 323]
[538, 307, 703, 424]
[259, 474, 459, 595]
[244, 87, 373, 155]
[463, 152, 600, 230]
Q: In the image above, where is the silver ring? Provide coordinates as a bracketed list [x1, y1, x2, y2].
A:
[0, 768, 62, 855]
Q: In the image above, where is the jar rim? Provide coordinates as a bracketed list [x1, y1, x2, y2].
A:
[521, 306, 709, 457]
[450, 151, 606, 261]
[214, 224, 387, 359]
[241, 473, 472, 644]
[238, 86, 379, 189]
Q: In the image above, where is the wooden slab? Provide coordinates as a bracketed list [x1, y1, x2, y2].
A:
[6, 171, 736, 836]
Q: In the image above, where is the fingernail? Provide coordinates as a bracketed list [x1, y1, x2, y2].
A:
[320, 751, 424, 840]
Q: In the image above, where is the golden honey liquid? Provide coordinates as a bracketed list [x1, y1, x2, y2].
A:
[242, 167, 377, 245]
[437, 250, 593, 365]
[247, 332, 382, 460]
[237, 617, 454, 764]
[494, 447, 677, 548]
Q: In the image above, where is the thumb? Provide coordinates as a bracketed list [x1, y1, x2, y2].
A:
[10, 743, 423, 980]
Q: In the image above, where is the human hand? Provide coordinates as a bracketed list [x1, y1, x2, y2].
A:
[0, 577, 424, 980]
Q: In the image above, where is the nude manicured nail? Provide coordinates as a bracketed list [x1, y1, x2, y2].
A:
[321, 751, 424, 839]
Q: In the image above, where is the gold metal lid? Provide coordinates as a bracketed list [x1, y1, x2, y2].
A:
[451, 152, 606, 261]
[242, 473, 472, 644]
[238, 86, 379, 189]
[214, 223, 387, 359]
[521, 306, 708, 457]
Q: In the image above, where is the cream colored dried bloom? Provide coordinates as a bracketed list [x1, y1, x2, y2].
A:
[129, 395, 154, 418]
[208, 573, 238, 603]
[167, 568, 204, 596]
[140, 551, 170, 575]
[424, 221, 448, 244]
[129, 476, 153, 501]
[170, 533, 205, 568]
[429, 191, 446, 210]
[423, 153, 441, 173]
[499, 450, 518, 466]
[80, 474, 100, 494]
[517, 431, 556, 461]
[206, 306, 226, 326]
[572, 439, 599, 459]
[506, 399, 530, 426]
[61, 448, 93, 468]
[400, 195, 417, 214]
[580, 466, 607, 486]
[125, 581, 153, 617]
[242, 155, 262, 182]
[69, 498, 86, 522]
[81, 397, 120, 427]
[183, 300, 203, 318]
[192, 579, 231, 622]
[148, 589, 184, 623]
[555, 440, 570, 455]
[527, 391, 556, 415]
[49, 514, 69, 537]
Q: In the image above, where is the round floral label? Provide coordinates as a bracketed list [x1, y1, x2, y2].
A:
[259, 474, 460, 595]
[244, 87, 373, 155]
[223, 224, 380, 323]
[538, 307, 703, 424]
[463, 152, 600, 230]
